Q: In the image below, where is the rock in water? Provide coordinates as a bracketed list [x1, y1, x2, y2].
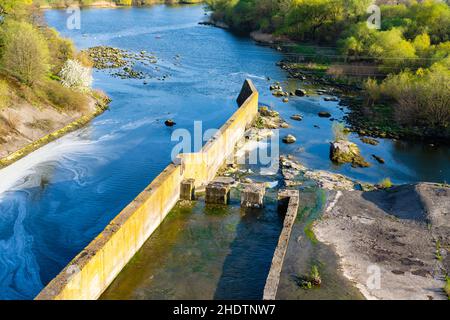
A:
[290, 114, 303, 121]
[295, 89, 306, 97]
[361, 137, 380, 145]
[318, 111, 332, 118]
[283, 134, 297, 144]
[372, 154, 385, 164]
[330, 140, 370, 167]
[165, 119, 176, 127]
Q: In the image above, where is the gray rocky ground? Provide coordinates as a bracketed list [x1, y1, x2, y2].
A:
[314, 183, 449, 300]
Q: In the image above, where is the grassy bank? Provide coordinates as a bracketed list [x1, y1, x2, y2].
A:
[0, 98, 109, 168]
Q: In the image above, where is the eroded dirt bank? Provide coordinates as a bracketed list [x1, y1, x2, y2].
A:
[314, 183, 449, 300]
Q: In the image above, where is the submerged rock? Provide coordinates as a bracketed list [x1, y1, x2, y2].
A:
[361, 137, 380, 145]
[372, 154, 385, 164]
[295, 89, 306, 97]
[290, 114, 303, 121]
[330, 140, 370, 168]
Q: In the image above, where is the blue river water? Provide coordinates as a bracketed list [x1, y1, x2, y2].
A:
[0, 5, 448, 299]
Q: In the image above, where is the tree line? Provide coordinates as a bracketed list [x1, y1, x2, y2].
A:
[207, 0, 450, 137]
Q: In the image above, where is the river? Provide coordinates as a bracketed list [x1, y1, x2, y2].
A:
[0, 5, 448, 300]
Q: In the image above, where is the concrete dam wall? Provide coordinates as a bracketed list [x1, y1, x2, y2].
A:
[35, 80, 259, 300]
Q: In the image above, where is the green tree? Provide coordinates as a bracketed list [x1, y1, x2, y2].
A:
[368, 28, 417, 72]
[0, 20, 50, 86]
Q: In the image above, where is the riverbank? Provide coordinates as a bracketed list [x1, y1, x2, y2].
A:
[238, 103, 450, 300]
[203, 2, 450, 144]
[38, 0, 203, 9]
[0, 93, 110, 169]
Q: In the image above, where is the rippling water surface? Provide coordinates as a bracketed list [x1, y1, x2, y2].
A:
[0, 5, 448, 299]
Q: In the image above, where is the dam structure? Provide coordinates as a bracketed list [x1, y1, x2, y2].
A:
[36, 80, 259, 300]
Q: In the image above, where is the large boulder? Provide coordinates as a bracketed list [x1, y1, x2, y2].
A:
[330, 140, 370, 167]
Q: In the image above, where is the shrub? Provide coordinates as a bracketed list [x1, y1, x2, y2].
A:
[59, 59, 93, 91]
[0, 20, 50, 86]
[380, 64, 450, 129]
[42, 27, 75, 74]
[332, 122, 348, 141]
[379, 178, 393, 189]
[44, 80, 89, 112]
[0, 80, 10, 109]
[310, 265, 321, 286]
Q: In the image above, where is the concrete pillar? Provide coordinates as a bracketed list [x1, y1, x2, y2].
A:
[277, 189, 299, 214]
[206, 182, 231, 205]
[241, 183, 266, 208]
[180, 179, 195, 200]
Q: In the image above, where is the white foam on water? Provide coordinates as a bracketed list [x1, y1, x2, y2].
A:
[0, 132, 98, 197]
[0, 193, 43, 299]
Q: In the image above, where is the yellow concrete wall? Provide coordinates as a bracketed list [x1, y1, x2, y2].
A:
[36, 164, 182, 300]
[35, 80, 258, 300]
[180, 90, 258, 187]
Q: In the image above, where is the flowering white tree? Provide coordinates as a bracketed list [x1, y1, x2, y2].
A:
[59, 59, 93, 91]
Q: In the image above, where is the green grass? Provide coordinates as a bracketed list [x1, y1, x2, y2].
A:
[379, 178, 393, 189]
[304, 221, 318, 244]
[436, 240, 443, 261]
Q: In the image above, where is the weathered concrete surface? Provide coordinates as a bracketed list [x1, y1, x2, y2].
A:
[314, 183, 450, 300]
[264, 190, 300, 300]
[180, 179, 195, 200]
[36, 80, 259, 300]
[241, 183, 265, 208]
[206, 182, 231, 205]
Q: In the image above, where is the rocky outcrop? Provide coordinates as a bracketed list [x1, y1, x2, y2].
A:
[280, 155, 356, 191]
[304, 170, 355, 191]
[314, 183, 450, 300]
[258, 106, 286, 129]
[330, 140, 370, 168]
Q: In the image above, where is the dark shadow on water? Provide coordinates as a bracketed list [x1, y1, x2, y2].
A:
[213, 200, 283, 300]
